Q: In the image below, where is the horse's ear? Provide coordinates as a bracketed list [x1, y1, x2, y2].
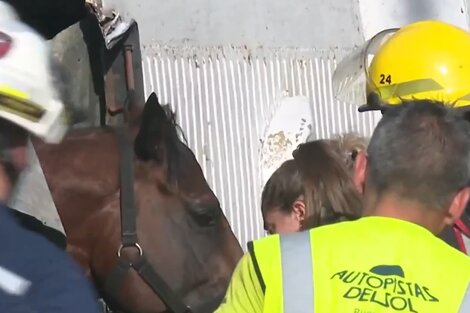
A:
[134, 92, 170, 162]
[144, 92, 159, 109]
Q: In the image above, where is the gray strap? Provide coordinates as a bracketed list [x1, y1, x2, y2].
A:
[280, 231, 314, 313]
[458, 282, 470, 313]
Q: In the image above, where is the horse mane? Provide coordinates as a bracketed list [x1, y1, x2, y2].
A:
[160, 105, 189, 183]
[160, 105, 188, 147]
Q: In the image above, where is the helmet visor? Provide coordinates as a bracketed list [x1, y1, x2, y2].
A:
[332, 28, 398, 110]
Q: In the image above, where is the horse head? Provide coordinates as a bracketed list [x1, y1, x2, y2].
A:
[121, 93, 243, 311]
[34, 93, 243, 313]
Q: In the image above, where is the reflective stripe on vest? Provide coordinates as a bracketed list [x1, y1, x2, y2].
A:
[459, 283, 470, 313]
[280, 231, 314, 313]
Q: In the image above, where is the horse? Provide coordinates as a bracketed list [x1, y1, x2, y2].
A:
[29, 92, 243, 313]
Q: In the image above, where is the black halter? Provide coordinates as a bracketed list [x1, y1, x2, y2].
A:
[104, 128, 191, 313]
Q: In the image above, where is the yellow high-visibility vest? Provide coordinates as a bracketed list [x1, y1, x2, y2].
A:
[250, 217, 470, 313]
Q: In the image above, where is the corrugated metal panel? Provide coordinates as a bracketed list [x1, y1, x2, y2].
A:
[142, 46, 382, 247]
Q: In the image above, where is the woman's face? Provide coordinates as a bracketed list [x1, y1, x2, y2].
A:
[263, 209, 300, 235]
[263, 200, 306, 235]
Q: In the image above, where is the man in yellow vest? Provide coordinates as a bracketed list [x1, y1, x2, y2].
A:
[332, 20, 470, 255]
[216, 99, 470, 312]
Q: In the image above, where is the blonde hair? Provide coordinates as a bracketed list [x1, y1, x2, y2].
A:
[326, 132, 369, 172]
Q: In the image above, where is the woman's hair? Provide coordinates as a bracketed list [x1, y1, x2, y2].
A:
[326, 132, 369, 173]
[261, 137, 363, 229]
[261, 159, 303, 215]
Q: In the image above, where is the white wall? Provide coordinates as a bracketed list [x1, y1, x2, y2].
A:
[104, 0, 364, 49]
[104, 0, 470, 248]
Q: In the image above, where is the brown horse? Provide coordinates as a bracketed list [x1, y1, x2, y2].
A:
[32, 93, 243, 313]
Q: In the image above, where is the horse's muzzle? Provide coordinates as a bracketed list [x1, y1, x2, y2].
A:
[160, 292, 223, 313]
[189, 292, 225, 313]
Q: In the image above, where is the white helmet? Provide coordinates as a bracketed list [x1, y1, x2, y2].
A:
[0, 1, 67, 143]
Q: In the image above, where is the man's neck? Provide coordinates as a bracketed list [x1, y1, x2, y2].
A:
[363, 194, 446, 235]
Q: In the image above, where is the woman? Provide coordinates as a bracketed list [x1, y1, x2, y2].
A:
[261, 133, 367, 234]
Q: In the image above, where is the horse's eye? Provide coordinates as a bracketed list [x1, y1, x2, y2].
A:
[190, 206, 221, 227]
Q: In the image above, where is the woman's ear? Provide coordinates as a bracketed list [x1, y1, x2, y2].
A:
[292, 200, 306, 222]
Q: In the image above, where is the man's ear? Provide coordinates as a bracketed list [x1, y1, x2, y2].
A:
[444, 187, 470, 225]
[353, 151, 367, 195]
[292, 200, 306, 222]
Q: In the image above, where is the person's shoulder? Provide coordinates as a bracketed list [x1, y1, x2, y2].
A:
[215, 252, 264, 313]
[248, 233, 281, 253]
[0, 207, 76, 276]
[0, 208, 60, 253]
[310, 219, 358, 235]
[434, 234, 470, 267]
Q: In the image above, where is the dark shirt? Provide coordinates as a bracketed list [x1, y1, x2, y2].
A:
[8, 207, 66, 250]
[0, 205, 100, 313]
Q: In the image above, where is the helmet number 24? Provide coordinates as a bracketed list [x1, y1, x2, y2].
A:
[379, 74, 392, 85]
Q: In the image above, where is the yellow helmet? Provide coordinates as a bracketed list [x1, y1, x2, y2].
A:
[332, 20, 470, 111]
